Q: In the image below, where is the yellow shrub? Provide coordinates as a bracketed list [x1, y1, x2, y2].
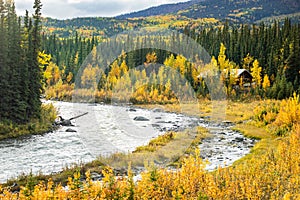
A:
[274, 93, 300, 135]
[253, 94, 300, 136]
[1, 139, 300, 199]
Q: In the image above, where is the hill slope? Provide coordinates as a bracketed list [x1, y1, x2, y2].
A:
[116, 0, 199, 19]
[41, 0, 300, 38]
[117, 0, 300, 23]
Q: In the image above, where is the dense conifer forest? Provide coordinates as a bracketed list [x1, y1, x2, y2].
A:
[0, 0, 43, 123]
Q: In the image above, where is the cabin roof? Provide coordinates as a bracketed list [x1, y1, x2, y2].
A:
[228, 69, 252, 78]
[197, 69, 252, 79]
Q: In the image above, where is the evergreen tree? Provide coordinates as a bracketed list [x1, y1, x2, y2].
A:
[27, 0, 43, 118]
[6, 2, 25, 122]
[0, 0, 45, 123]
[0, 0, 8, 120]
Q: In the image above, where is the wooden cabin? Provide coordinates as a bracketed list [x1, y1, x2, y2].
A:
[197, 69, 253, 89]
[227, 69, 253, 88]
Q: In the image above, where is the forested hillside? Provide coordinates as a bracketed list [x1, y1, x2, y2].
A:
[116, 0, 198, 19]
[41, 15, 220, 38]
[40, 0, 300, 38]
[118, 0, 300, 23]
[41, 19, 300, 102]
[191, 19, 300, 99]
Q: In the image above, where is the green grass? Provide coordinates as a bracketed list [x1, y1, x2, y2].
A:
[232, 124, 271, 140]
[98, 127, 210, 168]
[139, 100, 261, 123]
[231, 118, 280, 166]
[4, 159, 106, 192]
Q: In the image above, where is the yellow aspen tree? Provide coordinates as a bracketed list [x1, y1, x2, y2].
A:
[145, 51, 157, 64]
[66, 72, 73, 84]
[251, 59, 262, 87]
[211, 56, 218, 68]
[243, 53, 254, 70]
[43, 63, 54, 86]
[81, 64, 100, 89]
[174, 55, 186, 74]
[44, 62, 61, 86]
[228, 62, 235, 84]
[164, 54, 175, 68]
[38, 51, 51, 68]
[74, 52, 79, 66]
[262, 74, 271, 91]
[119, 60, 129, 75]
[91, 45, 97, 63]
[165, 79, 171, 95]
[107, 61, 121, 89]
[218, 43, 227, 70]
[192, 65, 200, 87]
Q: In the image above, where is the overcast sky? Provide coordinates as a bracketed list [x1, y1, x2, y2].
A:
[15, 0, 189, 19]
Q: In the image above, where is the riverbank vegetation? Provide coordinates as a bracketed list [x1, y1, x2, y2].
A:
[0, 103, 57, 140]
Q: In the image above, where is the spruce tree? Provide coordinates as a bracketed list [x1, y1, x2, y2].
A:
[0, 0, 8, 121]
[6, 2, 25, 122]
[27, 0, 43, 118]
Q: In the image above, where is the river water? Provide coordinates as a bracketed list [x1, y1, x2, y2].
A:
[0, 101, 255, 183]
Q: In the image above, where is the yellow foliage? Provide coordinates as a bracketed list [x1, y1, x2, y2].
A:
[66, 72, 73, 84]
[262, 74, 271, 90]
[3, 101, 286, 199]
[2, 134, 300, 199]
[274, 93, 300, 134]
[164, 54, 175, 68]
[119, 60, 129, 75]
[218, 43, 228, 70]
[243, 53, 254, 70]
[145, 51, 157, 64]
[81, 64, 101, 89]
[174, 55, 187, 74]
[38, 51, 51, 68]
[44, 62, 61, 86]
[253, 94, 300, 136]
[251, 59, 262, 87]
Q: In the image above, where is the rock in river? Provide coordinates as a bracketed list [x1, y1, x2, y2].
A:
[65, 128, 77, 133]
[127, 108, 137, 112]
[134, 116, 150, 121]
[152, 108, 164, 113]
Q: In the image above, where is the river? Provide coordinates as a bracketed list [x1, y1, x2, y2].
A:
[0, 101, 256, 183]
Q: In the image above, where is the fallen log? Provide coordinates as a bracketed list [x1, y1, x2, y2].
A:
[69, 112, 89, 120]
[56, 112, 88, 126]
